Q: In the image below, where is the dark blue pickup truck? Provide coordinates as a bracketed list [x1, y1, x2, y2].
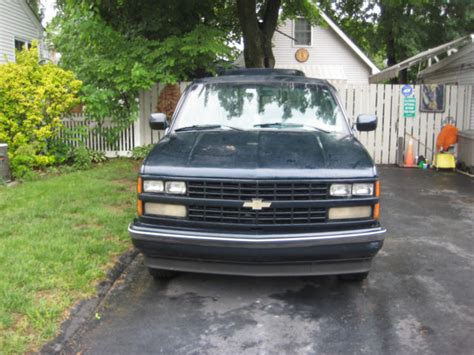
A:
[129, 69, 386, 281]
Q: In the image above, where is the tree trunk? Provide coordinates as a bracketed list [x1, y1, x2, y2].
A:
[380, 1, 399, 84]
[236, 0, 281, 68]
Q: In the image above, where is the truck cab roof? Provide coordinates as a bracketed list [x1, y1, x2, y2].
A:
[194, 68, 330, 86]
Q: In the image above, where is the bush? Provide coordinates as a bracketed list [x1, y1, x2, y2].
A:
[0, 43, 82, 178]
[71, 147, 107, 170]
[131, 144, 154, 160]
[71, 146, 92, 170]
[87, 149, 108, 164]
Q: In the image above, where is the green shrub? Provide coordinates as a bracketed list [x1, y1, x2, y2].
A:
[72, 146, 92, 170]
[87, 149, 107, 164]
[70, 147, 107, 170]
[131, 144, 154, 160]
[0, 42, 82, 178]
[48, 140, 74, 165]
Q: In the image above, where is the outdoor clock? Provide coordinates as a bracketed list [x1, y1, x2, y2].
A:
[295, 48, 309, 63]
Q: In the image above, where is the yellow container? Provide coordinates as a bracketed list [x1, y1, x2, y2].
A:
[433, 153, 456, 169]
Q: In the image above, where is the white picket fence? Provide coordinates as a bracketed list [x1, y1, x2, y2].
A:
[60, 113, 135, 157]
[63, 82, 473, 163]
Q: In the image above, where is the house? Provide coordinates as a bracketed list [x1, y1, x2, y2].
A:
[416, 36, 474, 86]
[370, 34, 474, 129]
[0, 0, 44, 64]
[272, 12, 379, 84]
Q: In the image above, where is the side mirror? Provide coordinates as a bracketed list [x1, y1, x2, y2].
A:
[150, 113, 168, 130]
[356, 114, 377, 131]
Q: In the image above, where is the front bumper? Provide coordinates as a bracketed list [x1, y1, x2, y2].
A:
[129, 223, 386, 276]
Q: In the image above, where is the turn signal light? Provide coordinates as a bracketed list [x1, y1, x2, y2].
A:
[137, 200, 143, 216]
[375, 180, 380, 197]
[137, 177, 142, 194]
[373, 203, 380, 219]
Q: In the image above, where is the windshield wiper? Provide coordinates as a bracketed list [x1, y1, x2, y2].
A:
[253, 122, 331, 133]
[174, 124, 243, 132]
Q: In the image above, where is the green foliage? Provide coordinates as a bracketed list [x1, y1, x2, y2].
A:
[49, 3, 237, 128]
[48, 140, 73, 165]
[0, 44, 82, 178]
[318, 0, 474, 80]
[131, 144, 155, 160]
[87, 149, 108, 164]
[71, 146, 93, 170]
[26, 0, 42, 20]
[48, 142, 108, 171]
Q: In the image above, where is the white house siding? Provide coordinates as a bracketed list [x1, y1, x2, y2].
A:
[420, 46, 474, 86]
[420, 46, 474, 129]
[0, 0, 42, 64]
[273, 20, 372, 84]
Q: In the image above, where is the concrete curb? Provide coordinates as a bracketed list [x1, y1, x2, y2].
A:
[40, 248, 139, 354]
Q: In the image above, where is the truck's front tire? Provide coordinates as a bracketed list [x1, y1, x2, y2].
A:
[148, 267, 177, 280]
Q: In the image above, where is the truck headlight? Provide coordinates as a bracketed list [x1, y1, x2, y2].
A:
[165, 181, 186, 194]
[329, 184, 352, 197]
[144, 203, 187, 218]
[328, 206, 372, 220]
[143, 180, 164, 193]
[352, 183, 374, 196]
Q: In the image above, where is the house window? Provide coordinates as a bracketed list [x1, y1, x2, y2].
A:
[14, 40, 31, 51]
[294, 18, 312, 46]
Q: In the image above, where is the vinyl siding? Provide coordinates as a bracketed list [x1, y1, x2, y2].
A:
[420, 45, 474, 129]
[273, 20, 372, 84]
[0, 0, 42, 64]
[471, 88, 474, 130]
[420, 46, 474, 86]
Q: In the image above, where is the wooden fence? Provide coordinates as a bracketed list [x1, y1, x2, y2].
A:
[333, 84, 472, 164]
[63, 83, 473, 163]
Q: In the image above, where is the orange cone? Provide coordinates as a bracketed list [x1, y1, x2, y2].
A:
[404, 139, 415, 166]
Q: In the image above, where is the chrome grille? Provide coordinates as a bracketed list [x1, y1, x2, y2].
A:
[187, 181, 328, 200]
[188, 205, 327, 225]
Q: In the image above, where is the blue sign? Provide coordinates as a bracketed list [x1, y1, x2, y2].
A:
[401, 85, 414, 97]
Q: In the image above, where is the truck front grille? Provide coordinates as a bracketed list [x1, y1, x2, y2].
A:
[188, 205, 327, 225]
[187, 181, 328, 200]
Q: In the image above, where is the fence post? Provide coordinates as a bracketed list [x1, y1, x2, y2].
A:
[134, 90, 144, 147]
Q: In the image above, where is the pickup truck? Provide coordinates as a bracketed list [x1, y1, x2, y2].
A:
[129, 69, 386, 281]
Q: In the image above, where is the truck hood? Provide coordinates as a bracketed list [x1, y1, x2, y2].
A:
[143, 131, 375, 179]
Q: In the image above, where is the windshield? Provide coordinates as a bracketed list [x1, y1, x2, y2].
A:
[172, 82, 350, 134]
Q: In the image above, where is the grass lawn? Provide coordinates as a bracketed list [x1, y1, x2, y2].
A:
[0, 159, 139, 353]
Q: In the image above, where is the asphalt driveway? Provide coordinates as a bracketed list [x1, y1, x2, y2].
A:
[63, 167, 474, 355]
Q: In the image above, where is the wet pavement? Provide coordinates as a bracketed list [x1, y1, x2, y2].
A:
[65, 168, 474, 355]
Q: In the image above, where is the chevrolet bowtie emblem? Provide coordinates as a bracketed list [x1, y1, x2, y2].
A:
[243, 198, 272, 210]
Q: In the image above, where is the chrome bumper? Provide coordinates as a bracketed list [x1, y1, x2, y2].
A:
[129, 223, 386, 248]
[129, 224, 386, 276]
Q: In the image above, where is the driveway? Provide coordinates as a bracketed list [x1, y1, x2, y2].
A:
[64, 167, 474, 355]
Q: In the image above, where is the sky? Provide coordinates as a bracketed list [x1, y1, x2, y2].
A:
[40, 0, 57, 26]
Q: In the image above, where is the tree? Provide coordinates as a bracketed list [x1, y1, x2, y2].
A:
[51, 0, 323, 127]
[26, 0, 42, 20]
[50, 1, 236, 127]
[319, 0, 474, 83]
[55, 1, 321, 72]
[237, 0, 319, 68]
